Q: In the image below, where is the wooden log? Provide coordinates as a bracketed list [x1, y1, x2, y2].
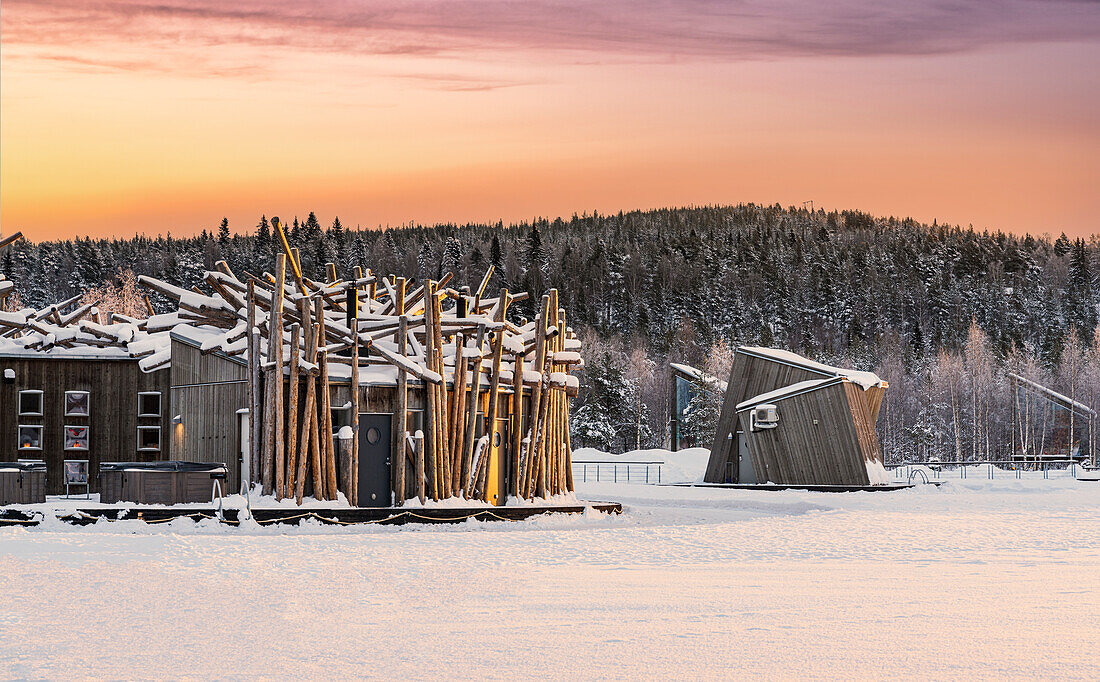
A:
[423, 281, 438, 500]
[533, 367, 553, 499]
[247, 283, 262, 486]
[294, 315, 320, 503]
[462, 324, 487, 496]
[473, 329, 505, 499]
[448, 333, 467, 493]
[316, 297, 337, 500]
[274, 217, 307, 293]
[286, 323, 301, 498]
[414, 430, 426, 504]
[395, 314, 409, 506]
[350, 328, 360, 507]
[432, 289, 448, 498]
[511, 354, 524, 498]
[272, 254, 286, 499]
[522, 295, 551, 497]
[336, 427, 354, 503]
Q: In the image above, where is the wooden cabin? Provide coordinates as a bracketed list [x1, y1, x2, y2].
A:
[0, 224, 583, 508]
[0, 349, 171, 494]
[704, 347, 887, 486]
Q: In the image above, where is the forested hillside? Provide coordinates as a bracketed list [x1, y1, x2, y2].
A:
[6, 204, 1097, 461]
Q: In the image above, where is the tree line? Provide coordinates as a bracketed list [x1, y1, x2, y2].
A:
[5, 204, 1098, 459]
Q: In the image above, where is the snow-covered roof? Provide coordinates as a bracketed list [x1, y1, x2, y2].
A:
[739, 346, 885, 390]
[670, 362, 728, 393]
[736, 377, 844, 410]
[1008, 372, 1096, 417]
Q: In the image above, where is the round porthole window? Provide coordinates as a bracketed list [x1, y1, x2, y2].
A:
[366, 427, 381, 444]
[493, 432, 502, 447]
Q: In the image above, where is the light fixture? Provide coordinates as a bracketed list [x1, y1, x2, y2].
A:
[172, 414, 183, 425]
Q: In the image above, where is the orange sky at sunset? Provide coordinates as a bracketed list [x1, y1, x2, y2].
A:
[2, 1, 1098, 240]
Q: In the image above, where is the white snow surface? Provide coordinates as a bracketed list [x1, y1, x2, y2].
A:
[2, 463, 1100, 678]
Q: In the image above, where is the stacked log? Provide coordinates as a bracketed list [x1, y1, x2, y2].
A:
[0, 224, 585, 506]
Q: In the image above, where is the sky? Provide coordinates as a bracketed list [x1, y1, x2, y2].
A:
[1, 0, 1098, 241]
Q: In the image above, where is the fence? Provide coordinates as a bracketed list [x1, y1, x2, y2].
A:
[887, 460, 1085, 481]
[572, 460, 664, 484]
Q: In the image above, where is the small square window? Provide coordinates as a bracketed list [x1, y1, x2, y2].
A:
[138, 392, 162, 418]
[18, 391, 43, 417]
[18, 425, 42, 451]
[138, 426, 161, 452]
[64, 425, 89, 451]
[65, 391, 90, 417]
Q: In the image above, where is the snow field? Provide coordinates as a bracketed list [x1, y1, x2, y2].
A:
[0, 470, 1098, 678]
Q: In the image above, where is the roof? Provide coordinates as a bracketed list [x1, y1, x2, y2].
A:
[670, 362, 728, 393]
[738, 346, 886, 390]
[1009, 372, 1096, 417]
[736, 377, 845, 411]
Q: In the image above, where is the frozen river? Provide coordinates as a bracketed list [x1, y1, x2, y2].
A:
[1, 474, 1098, 679]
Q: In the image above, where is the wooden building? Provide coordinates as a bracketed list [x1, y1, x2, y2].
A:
[0, 227, 585, 507]
[704, 347, 888, 486]
[0, 350, 171, 494]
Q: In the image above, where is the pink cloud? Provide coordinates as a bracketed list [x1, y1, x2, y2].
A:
[3, 0, 1098, 76]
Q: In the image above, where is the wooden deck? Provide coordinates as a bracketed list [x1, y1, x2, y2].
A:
[0, 502, 622, 527]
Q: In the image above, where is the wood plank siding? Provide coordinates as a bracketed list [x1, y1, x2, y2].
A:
[0, 356, 170, 494]
[705, 351, 831, 482]
[169, 338, 249, 489]
[737, 379, 872, 486]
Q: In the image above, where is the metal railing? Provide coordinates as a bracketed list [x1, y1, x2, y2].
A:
[572, 460, 664, 484]
[887, 460, 1084, 481]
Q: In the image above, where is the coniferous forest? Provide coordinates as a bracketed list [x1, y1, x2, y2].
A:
[7, 204, 1098, 461]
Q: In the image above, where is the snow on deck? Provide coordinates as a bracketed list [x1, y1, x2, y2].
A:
[1, 464, 1099, 678]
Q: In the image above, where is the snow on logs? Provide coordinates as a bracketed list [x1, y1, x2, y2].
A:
[0, 241, 583, 506]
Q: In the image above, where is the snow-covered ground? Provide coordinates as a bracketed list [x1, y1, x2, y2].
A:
[1, 463, 1099, 678]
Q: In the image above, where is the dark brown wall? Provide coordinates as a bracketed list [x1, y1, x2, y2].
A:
[0, 355, 170, 494]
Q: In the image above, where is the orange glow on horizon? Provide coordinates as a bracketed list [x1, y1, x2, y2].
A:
[2, 2, 1098, 240]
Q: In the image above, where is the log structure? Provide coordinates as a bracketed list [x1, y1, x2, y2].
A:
[0, 225, 584, 505]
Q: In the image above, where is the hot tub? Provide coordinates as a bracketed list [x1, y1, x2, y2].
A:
[99, 461, 228, 505]
[0, 461, 47, 505]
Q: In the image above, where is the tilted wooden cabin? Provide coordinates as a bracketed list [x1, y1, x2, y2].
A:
[704, 347, 887, 486]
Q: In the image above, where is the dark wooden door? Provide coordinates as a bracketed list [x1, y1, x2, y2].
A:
[358, 413, 392, 507]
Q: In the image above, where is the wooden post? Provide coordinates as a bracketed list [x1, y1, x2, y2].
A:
[522, 295, 551, 497]
[474, 329, 505, 499]
[295, 319, 319, 503]
[423, 281, 438, 500]
[433, 289, 448, 498]
[246, 280, 261, 488]
[317, 297, 338, 500]
[511, 352, 524, 498]
[350, 288, 360, 507]
[286, 322, 301, 498]
[395, 278, 408, 506]
[272, 253, 286, 498]
[312, 298, 327, 499]
[449, 333, 467, 492]
[462, 324, 487, 496]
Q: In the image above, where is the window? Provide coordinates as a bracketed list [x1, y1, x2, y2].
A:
[64, 425, 89, 451]
[137, 392, 161, 418]
[65, 391, 90, 417]
[18, 425, 42, 451]
[18, 390, 43, 417]
[137, 426, 161, 452]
